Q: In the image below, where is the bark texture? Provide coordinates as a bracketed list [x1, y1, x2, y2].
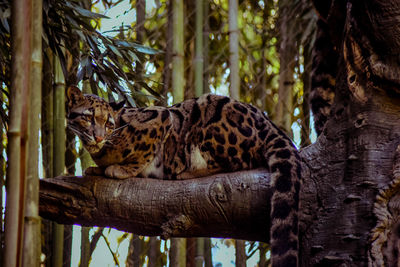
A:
[300, 0, 400, 266]
[40, 170, 271, 242]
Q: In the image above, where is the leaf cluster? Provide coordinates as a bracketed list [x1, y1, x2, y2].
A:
[0, 0, 163, 127]
[42, 0, 162, 107]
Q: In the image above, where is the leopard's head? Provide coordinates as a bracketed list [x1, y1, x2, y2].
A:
[66, 86, 125, 154]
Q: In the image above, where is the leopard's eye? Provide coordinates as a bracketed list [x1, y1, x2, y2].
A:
[79, 109, 93, 122]
[81, 115, 92, 122]
[68, 112, 80, 120]
[68, 112, 92, 122]
[105, 121, 114, 129]
[105, 115, 114, 129]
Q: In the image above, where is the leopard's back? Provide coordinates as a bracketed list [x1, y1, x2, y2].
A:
[162, 95, 296, 179]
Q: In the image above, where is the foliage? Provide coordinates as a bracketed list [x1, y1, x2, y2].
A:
[0, 0, 163, 128]
[113, 0, 316, 120]
[44, 0, 163, 105]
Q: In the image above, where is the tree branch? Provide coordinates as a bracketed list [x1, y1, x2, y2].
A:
[39, 169, 272, 242]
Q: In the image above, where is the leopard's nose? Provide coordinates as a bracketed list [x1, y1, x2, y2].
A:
[95, 136, 104, 143]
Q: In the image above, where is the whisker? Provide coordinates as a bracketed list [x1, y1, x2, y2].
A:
[112, 124, 129, 133]
[110, 132, 121, 138]
[110, 124, 129, 139]
[68, 127, 82, 136]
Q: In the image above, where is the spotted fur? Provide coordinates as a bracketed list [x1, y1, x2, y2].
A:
[67, 86, 301, 266]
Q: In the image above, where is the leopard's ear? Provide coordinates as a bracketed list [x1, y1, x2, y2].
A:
[109, 100, 126, 112]
[66, 86, 84, 107]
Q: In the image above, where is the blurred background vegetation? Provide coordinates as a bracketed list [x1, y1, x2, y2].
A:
[0, 0, 317, 266]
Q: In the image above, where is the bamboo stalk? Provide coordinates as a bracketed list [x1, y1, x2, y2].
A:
[127, 235, 142, 267]
[42, 50, 54, 180]
[170, 238, 186, 267]
[202, 2, 212, 259]
[229, 0, 239, 99]
[22, 0, 42, 266]
[159, 0, 173, 105]
[52, 52, 66, 267]
[195, 238, 205, 267]
[194, 0, 204, 97]
[41, 48, 54, 267]
[148, 237, 160, 267]
[276, 1, 296, 135]
[0, 86, 4, 266]
[171, 0, 186, 263]
[135, 0, 145, 92]
[202, 0, 210, 94]
[172, 0, 185, 103]
[79, 133, 94, 267]
[204, 238, 213, 267]
[235, 240, 246, 266]
[3, 0, 32, 266]
[301, 43, 311, 147]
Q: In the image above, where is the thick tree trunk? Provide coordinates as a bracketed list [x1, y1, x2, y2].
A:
[300, 0, 400, 266]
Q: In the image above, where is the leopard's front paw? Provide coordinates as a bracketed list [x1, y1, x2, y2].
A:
[84, 166, 104, 176]
[105, 165, 134, 179]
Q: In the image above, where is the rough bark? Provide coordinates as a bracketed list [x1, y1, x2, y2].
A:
[39, 170, 271, 242]
[299, 0, 400, 266]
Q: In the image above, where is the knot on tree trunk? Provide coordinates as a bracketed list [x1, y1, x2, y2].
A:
[161, 214, 193, 239]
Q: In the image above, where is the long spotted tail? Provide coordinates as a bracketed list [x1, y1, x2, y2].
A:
[266, 132, 301, 266]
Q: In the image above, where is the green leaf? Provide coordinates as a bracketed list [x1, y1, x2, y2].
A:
[108, 44, 123, 58]
[132, 43, 163, 55]
[115, 40, 162, 55]
[65, 2, 109, 19]
[127, 51, 140, 62]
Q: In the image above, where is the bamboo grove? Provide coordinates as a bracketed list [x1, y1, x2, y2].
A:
[0, 0, 317, 266]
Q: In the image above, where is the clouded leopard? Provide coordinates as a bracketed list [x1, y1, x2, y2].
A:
[66, 86, 301, 267]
